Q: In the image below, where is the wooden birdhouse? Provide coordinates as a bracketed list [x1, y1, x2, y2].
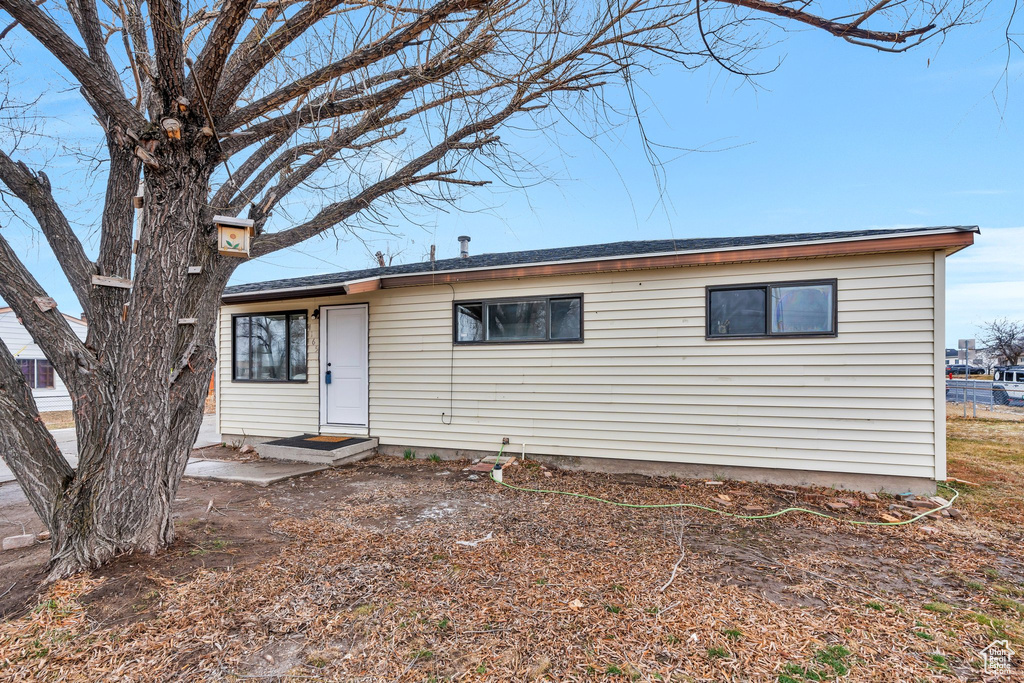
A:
[214, 215, 255, 257]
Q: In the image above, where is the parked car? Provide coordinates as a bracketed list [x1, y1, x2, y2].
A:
[992, 366, 1024, 406]
[948, 364, 986, 375]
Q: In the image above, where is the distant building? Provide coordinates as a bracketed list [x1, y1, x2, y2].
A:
[0, 307, 87, 413]
[974, 346, 1003, 371]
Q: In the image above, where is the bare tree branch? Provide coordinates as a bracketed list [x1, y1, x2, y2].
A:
[219, 0, 491, 131]
[222, 40, 493, 147]
[148, 0, 186, 105]
[0, 0, 42, 41]
[697, 0, 777, 77]
[243, 104, 404, 214]
[214, 0, 288, 112]
[211, 0, 349, 115]
[95, 144, 141, 283]
[0, 232, 97, 386]
[0, 151, 96, 313]
[187, 0, 258, 100]
[117, 0, 159, 113]
[979, 318, 1024, 366]
[714, 0, 935, 44]
[0, 340, 75, 528]
[67, 0, 122, 84]
[0, 0, 145, 129]
[250, 98, 518, 256]
[210, 129, 291, 210]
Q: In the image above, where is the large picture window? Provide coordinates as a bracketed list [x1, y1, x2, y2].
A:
[707, 280, 836, 339]
[18, 359, 55, 389]
[233, 311, 308, 381]
[454, 295, 583, 344]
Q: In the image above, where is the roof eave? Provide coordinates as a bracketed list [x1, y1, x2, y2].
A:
[221, 226, 978, 304]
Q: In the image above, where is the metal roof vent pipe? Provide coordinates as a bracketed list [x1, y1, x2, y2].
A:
[458, 235, 471, 258]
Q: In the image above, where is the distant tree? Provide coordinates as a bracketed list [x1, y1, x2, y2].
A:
[979, 319, 1024, 366]
[0, 0, 986, 579]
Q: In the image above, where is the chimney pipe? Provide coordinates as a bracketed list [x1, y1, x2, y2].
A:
[458, 235, 471, 258]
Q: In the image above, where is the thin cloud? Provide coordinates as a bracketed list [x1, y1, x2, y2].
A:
[946, 226, 1024, 344]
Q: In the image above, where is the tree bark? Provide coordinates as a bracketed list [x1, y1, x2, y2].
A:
[19, 121, 231, 579]
[0, 342, 75, 527]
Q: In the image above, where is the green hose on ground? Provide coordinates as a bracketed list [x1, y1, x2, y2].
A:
[487, 445, 959, 526]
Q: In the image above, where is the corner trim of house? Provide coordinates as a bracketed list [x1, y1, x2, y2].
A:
[933, 250, 947, 482]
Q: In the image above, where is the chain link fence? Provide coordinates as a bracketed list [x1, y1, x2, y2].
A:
[946, 379, 1023, 418]
[34, 394, 74, 413]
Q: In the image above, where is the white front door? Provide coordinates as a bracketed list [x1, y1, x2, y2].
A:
[321, 305, 368, 428]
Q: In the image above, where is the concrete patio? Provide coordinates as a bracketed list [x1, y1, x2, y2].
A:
[0, 414, 223, 486]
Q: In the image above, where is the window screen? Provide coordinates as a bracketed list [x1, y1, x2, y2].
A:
[455, 304, 484, 342]
[454, 296, 582, 343]
[36, 359, 54, 389]
[550, 298, 582, 340]
[707, 280, 836, 339]
[233, 312, 308, 381]
[17, 359, 55, 389]
[770, 284, 834, 334]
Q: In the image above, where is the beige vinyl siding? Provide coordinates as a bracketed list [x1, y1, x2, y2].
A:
[219, 250, 941, 480]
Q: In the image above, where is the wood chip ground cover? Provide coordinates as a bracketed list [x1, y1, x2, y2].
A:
[0, 417, 1022, 681]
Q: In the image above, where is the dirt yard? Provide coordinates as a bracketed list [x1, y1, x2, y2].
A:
[38, 411, 75, 431]
[0, 417, 1022, 681]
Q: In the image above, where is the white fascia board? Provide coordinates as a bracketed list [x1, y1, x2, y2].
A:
[222, 276, 380, 301]
[341, 276, 381, 288]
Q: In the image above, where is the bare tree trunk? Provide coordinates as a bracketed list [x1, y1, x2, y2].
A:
[39, 150, 228, 579]
[44, 316, 220, 579]
[46, 393, 195, 578]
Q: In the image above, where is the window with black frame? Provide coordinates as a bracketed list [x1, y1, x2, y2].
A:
[454, 296, 582, 344]
[707, 280, 836, 338]
[233, 312, 308, 381]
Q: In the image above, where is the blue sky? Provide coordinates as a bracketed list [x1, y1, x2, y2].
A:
[3, 7, 1022, 346]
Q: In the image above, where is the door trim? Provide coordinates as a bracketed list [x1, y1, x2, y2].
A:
[318, 303, 369, 434]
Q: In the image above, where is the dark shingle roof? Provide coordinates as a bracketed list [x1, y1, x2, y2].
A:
[223, 226, 977, 299]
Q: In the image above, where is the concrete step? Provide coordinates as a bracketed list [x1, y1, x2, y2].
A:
[185, 460, 329, 487]
[257, 437, 378, 466]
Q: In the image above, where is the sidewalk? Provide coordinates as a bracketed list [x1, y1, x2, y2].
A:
[0, 414, 221, 486]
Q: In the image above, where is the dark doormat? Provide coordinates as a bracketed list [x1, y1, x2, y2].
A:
[263, 434, 372, 451]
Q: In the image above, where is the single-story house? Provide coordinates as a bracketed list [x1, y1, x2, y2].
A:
[0, 307, 88, 413]
[218, 226, 978, 494]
